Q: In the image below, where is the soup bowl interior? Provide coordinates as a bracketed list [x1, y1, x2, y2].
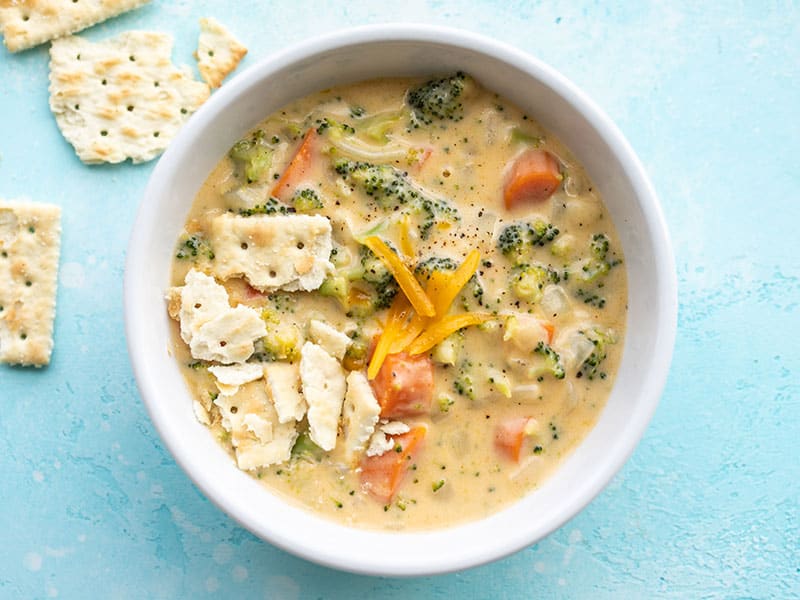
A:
[125, 24, 676, 576]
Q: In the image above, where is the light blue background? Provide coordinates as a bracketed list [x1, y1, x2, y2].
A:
[1, 2, 798, 598]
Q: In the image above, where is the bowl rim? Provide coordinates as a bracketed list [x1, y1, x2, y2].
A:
[125, 23, 677, 576]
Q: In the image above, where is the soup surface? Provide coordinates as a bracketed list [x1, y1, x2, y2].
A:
[167, 74, 627, 530]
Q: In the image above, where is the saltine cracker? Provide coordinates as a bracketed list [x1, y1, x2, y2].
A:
[0, 200, 61, 367]
[196, 17, 247, 89]
[0, 0, 151, 53]
[49, 31, 210, 164]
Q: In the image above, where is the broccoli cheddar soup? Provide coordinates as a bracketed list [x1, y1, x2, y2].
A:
[166, 73, 627, 530]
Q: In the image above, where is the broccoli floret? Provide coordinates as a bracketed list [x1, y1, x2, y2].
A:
[334, 159, 459, 239]
[414, 256, 457, 280]
[229, 130, 274, 184]
[576, 233, 621, 283]
[292, 188, 323, 212]
[319, 248, 398, 317]
[176, 234, 214, 260]
[533, 341, 566, 380]
[577, 329, 615, 380]
[252, 310, 300, 362]
[511, 264, 560, 303]
[497, 220, 559, 265]
[237, 197, 294, 217]
[406, 72, 473, 126]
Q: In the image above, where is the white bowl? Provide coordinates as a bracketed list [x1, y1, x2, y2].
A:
[124, 24, 677, 576]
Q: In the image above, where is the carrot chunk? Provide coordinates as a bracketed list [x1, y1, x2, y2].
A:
[503, 149, 562, 209]
[360, 426, 426, 503]
[494, 417, 536, 462]
[270, 128, 320, 201]
[370, 352, 434, 418]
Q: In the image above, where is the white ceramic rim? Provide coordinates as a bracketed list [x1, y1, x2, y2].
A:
[125, 23, 677, 576]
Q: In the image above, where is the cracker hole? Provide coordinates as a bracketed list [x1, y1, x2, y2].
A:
[28, 226, 35, 233]
[442, 169, 451, 177]
[101, 79, 107, 85]
[219, 341, 227, 347]
[180, 108, 187, 114]
[154, 81, 160, 87]
[1, 251, 7, 258]
[100, 130, 108, 136]
[230, 406, 238, 414]
[296, 242, 304, 250]
[129, 55, 136, 62]
[153, 131, 160, 138]
[240, 242, 248, 250]
[76, 54, 80, 60]
[0, 306, 4, 312]
[127, 105, 134, 112]
[22, 15, 29, 21]
[74, 104, 80, 110]
[269, 270, 277, 278]
[25, 281, 32, 287]
[20, 333, 27, 340]
[194, 303, 201, 309]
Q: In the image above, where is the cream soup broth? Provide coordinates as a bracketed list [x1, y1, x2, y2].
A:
[167, 75, 627, 530]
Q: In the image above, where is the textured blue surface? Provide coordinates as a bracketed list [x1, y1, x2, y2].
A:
[1, 2, 798, 598]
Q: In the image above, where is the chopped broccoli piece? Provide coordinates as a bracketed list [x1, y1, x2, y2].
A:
[291, 432, 325, 462]
[453, 359, 476, 400]
[316, 116, 356, 136]
[334, 159, 459, 239]
[406, 72, 473, 126]
[229, 130, 274, 184]
[497, 220, 559, 265]
[319, 274, 349, 302]
[533, 341, 566, 380]
[511, 264, 560, 303]
[359, 244, 399, 309]
[576, 233, 621, 283]
[343, 338, 368, 371]
[437, 394, 455, 413]
[292, 188, 323, 212]
[176, 234, 214, 260]
[237, 197, 294, 217]
[510, 128, 543, 146]
[252, 310, 300, 362]
[577, 328, 615, 380]
[349, 105, 366, 118]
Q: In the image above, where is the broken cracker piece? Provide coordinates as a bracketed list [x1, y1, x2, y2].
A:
[195, 17, 247, 89]
[0, 0, 151, 53]
[48, 31, 210, 164]
[0, 199, 61, 367]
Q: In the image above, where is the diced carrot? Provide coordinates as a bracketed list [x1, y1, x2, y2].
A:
[360, 426, 426, 503]
[270, 128, 319, 201]
[370, 352, 434, 418]
[503, 149, 562, 209]
[494, 417, 535, 462]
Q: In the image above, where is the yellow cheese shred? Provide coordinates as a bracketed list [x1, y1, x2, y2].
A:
[363, 236, 435, 317]
[406, 312, 495, 355]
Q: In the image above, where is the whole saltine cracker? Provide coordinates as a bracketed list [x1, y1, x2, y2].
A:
[0, 0, 151, 53]
[195, 17, 247, 89]
[49, 31, 210, 164]
[0, 200, 61, 367]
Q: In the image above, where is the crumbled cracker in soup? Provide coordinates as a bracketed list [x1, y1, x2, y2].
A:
[167, 74, 627, 530]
